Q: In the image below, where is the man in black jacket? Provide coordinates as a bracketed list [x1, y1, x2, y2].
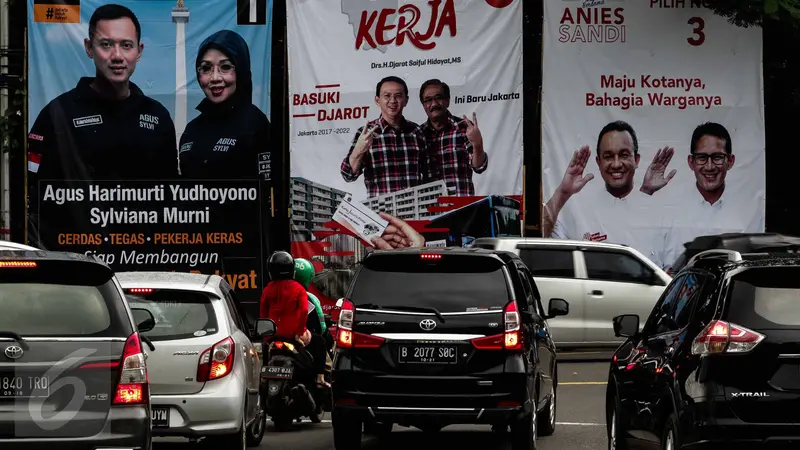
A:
[28, 4, 179, 183]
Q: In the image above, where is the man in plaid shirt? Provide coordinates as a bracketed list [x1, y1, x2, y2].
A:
[340, 76, 430, 197]
[419, 79, 488, 196]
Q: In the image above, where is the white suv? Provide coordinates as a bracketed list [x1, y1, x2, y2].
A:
[471, 237, 671, 348]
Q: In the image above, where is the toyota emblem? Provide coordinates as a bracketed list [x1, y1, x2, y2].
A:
[419, 319, 437, 331]
[4, 345, 23, 359]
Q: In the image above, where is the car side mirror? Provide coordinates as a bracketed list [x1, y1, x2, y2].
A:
[131, 308, 156, 333]
[254, 318, 277, 338]
[547, 298, 569, 318]
[613, 314, 640, 338]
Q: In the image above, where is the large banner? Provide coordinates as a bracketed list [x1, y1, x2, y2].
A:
[541, 0, 765, 271]
[26, 0, 274, 314]
[287, 0, 524, 308]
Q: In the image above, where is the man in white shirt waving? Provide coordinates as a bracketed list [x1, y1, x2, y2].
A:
[542, 120, 676, 266]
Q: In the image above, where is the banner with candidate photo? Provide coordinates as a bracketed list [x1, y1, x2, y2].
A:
[286, 0, 525, 309]
[26, 0, 274, 311]
[541, 0, 766, 271]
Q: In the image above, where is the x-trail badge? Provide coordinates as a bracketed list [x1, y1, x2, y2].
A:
[419, 319, 437, 331]
[4, 345, 23, 359]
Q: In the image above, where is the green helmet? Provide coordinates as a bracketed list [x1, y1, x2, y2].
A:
[293, 258, 316, 288]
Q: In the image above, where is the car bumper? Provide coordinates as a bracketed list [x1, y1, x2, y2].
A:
[0, 405, 150, 450]
[684, 423, 800, 449]
[332, 371, 531, 425]
[335, 404, 524, 425]
[150, 375, 245, 437]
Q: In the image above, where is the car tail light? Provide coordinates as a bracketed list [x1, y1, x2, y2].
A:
[0, 261, 36, 268]
[197, 336, 235, 381]
[470, 300, 523, 351]
[420, 254, 442, 260]
[113, 332, 148, 405]
[336, 299, 384, 349]
[691, 320, 765, 356]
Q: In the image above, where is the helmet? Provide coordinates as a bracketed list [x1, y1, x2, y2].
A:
[268, 251, 295, 280]
[294, 258, 316, 289]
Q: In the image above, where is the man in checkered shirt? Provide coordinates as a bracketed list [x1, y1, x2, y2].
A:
[340, 76, 431, 197]
[418, 79, 487, 196]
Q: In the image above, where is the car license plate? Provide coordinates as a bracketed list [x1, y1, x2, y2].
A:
[261, 365, 293, 379]
[398, 345, 458, 364]
[152, 406, 169, 427]
[0, 373, 50, 398]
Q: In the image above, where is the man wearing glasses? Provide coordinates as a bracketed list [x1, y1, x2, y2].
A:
[418, 78, 487, 196]
[686, 121, 735, 206]
[659, 121, 763, 271]
[178, 29, 270, 179]
[341, 76, 430, 197]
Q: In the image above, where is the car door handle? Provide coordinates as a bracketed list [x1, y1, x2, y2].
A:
[589, 290, 603, 296]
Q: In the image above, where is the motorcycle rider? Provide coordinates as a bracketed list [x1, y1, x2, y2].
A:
[293, 258, 333, 348]
[259, 251, 330, 388]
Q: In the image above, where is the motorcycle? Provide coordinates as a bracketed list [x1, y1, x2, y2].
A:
[253, 304, 332, 431]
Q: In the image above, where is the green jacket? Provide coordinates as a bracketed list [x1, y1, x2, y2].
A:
[307, 291, 327, 333]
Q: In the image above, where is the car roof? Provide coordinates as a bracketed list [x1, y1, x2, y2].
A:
[472, 236, 632, 250]
[684, 232, 799, 252]
[0, 241, 41, 251]
[115, 271, 224, 294]
[0, 249, 109, 265]
[365, 246, 524, 265]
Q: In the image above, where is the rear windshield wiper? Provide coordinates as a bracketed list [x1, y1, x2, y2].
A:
[0, 331, 29, 350]
[381, 305, 446, 323]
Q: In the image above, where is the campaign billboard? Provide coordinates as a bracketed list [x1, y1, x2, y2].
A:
[286, 0, 525, 307]
[541, 0, 766, 271]
[26, 0, 274, 312]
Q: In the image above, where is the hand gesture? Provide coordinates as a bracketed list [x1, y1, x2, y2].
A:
[558, 146, 594, 196]
[640, 147, 677, 195]
[355, 120, 379, 154]
[462, 112, 482, 144]
[371, 212, 426, 249]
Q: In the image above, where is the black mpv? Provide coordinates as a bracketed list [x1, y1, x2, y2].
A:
[607, 248, 800, 449]
[330, 247, 569, 450]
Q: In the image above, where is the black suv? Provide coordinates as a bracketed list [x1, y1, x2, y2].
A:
[607, 248, 800, 449]
[0, 250, 156, 449]
[330, 247, 569, 450]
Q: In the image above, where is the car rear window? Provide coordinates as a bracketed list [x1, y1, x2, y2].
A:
[125, 289, 218, 341]
[726, 267, 800, 329]
[349, 254, 511, 313]
[0, 259, 128, 337]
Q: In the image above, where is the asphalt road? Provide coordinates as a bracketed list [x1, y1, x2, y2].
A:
[154, 359, 611, 450]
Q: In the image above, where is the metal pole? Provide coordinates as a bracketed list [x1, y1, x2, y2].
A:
[0, 0, 11, 242]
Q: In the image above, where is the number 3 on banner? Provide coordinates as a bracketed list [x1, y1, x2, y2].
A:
[687, 17, 705, 46]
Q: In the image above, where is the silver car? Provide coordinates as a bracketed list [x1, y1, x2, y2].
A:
[116, 271, 265, 447]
